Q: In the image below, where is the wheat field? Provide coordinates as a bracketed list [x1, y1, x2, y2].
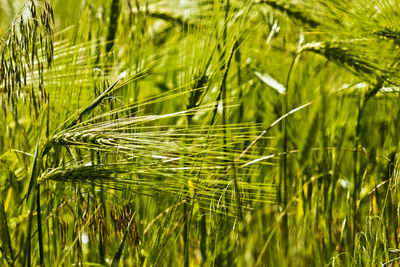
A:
[1, 0, 400, 266]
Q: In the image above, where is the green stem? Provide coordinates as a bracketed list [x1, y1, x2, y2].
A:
[279, 52, 299, 255]
[37, 185, 44, 266]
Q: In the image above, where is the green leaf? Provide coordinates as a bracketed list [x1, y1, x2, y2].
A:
[111, 213, 136, 267]
[255, 71, 286, 94]
[0, 194, 14, 265]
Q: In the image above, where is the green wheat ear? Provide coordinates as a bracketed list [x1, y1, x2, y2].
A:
[37, 85, 278, 216]
[299, 41, 391, 82]
[257, 0, 320, 28]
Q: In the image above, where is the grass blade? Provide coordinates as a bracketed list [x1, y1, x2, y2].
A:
[0, 194, 14, 265]
[65, 77, 122, 129]
[26, 107, 47, 202]
[111, 213, 136, 267]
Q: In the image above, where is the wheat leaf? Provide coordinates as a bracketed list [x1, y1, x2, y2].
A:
[111, 213, 136, 267]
